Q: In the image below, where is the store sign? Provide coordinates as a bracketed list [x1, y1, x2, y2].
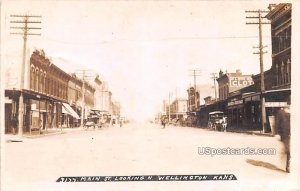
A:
[32, 111, 39, 117]
[230, 77, 253, 87]
[228, 99, 243, 106]
[5, 97, 12, 103]
[31, 104, 36, 110]
[265, 102, 288, 107]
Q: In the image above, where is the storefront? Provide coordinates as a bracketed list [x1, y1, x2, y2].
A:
[5, 89, 66, 134]
[227, 97, 244, 129]
[243, 93, 261, 130]
[61, 102, 80, 128]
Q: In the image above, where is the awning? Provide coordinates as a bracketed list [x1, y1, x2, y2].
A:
[62, 103, 80, 119]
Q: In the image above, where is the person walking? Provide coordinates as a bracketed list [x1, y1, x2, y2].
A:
[161, 116, 167, 128]
[275, 106, 291, 173]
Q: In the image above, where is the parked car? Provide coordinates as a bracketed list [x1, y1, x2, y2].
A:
[208, 111, 227, 131]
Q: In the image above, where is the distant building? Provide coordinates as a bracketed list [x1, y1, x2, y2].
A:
[83, 81, 95, 119]
[162, 100, 169, 115]
[67, 73, 83, 127]
[92, 75, 103, 111]
[216, 69, 254, 101]
[112, 101, 121, 118]
[187, 86, 200, 112]
[203, 96, 216, 105]
[169, 98, 188, 119]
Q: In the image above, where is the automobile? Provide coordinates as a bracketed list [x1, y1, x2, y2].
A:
[208, 111, 227, 131]
[84, 121, 96, 130]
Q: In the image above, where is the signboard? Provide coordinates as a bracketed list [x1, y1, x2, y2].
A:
[31, 104, 37, 110]
[32, 110, 39, 118]
[229, 77, 253, 87]
[228, 100, 243, 106]
[265, 102, 288, 107]
[5, 97, 12, 103]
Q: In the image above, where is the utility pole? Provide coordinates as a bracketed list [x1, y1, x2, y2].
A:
[189, 69, 201, 111]
[246, 9, 270, 133]
[168, 92, 171, 122]
[175, 88, 178, 119]
[75, 69, 95, 127]
[210, 73, 218, 101]
[10, 15, 41, 136]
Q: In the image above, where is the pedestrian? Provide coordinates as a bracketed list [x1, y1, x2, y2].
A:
[275, 106, 290, 173]
[161, 116, 167, 128]
[11, 115, 17, 135]
[112, 118, 116, 127]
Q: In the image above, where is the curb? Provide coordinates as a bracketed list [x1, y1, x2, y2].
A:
[5, 128, 83, 141]
[226, 130, 274, 137]
[183, 126, 275, 137]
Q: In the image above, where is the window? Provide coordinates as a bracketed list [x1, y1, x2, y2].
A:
[276, 64, 279, 85]
[30, 66, 35, 90]
[286, 59, 291, 84]
[43, 72, 46, 93]
[35, 68, 39, 91]
[39, 70, 43, 93]
[281, 62, 285, 85]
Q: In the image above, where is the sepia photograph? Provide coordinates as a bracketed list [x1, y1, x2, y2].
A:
[1, 0, 300, 190]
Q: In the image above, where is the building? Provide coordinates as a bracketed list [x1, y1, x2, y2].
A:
[111, 101, 121, 119]
[246, 3, 291, 131]
[203, 96, 216, 105]
[187, 86, 200, 112]
[83, 81, 95, 119]
[5, 49, 74, 134]
[266, 3, 291, 91]
[252, 3, 291, 93]
[92, 75, 103, 111]
[216, 69, 254, 101]
[169, 98, 188, 119]
[66, 73, 83, 127]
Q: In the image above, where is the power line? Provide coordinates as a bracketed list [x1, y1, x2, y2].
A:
[22, 35, 273, 46]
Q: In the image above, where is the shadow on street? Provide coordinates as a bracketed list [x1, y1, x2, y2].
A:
[246, 159, 285, 173]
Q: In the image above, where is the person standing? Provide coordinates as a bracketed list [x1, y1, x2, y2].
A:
[275, 106, 291, 173]
[161, 116, 167, 128]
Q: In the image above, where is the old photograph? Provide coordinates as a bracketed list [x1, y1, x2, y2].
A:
[1, 0, 299, 190]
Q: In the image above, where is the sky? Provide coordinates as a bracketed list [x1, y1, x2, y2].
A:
[2, 0, 276, 121]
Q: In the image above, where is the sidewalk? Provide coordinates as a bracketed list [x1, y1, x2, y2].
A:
[226, 128, 274, 137]
[5, 127, 83, 142]
[185, 125, 275, 137]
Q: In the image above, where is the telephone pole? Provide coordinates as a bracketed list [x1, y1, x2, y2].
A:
[10, 15, 41, 136]
[246, 9, 270, 133]
[210, 73, 218, 101]
[168, 92, 171, 122]
[189, 69, 201, 111]
[75, 69, 95, 127]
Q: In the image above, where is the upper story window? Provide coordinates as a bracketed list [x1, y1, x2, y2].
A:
[30, 65, 35, 90]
